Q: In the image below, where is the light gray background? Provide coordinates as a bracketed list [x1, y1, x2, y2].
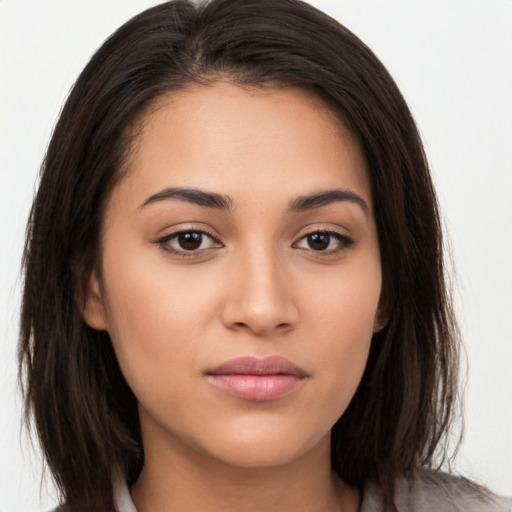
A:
[1, 1, 511, 510]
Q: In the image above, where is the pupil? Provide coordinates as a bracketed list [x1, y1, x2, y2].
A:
[308, 233, 330, 250]
[178, 232, 202, 250]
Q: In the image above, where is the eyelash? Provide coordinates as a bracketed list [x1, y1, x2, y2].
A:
[156, 228, 353, 257]
[156, 229, 220, 257]
[293, 229, 354, 255]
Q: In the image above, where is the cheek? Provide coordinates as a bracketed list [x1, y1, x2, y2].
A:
[102, 250, 218, 341]
[302, 259, 381, 410]
[98, 253, 221, 399]
[306, 253, 382, 340]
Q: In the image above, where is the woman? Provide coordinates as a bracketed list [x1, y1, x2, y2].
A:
[18, 0, 511, 511]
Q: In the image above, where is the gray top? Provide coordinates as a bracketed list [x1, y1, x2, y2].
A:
[360, 475, 512, 512]
[112, 471, 512, 512]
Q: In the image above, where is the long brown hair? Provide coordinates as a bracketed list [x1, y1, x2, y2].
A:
[19, 0, 460, 509]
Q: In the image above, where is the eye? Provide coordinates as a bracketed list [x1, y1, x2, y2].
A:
[157, 229, 221, 254]
[294, 231, 353, 252]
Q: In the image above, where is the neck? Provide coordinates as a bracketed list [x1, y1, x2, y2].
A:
[130, 431, 360, 512]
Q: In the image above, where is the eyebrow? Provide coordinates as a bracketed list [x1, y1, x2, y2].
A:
[287, 189, 369, 215]
[139, 187, 232, 211]
[139, 186, 368, 216]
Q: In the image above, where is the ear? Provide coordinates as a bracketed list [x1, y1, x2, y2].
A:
[373, 289, 390, 333]
[373, 310, 388, 333]
[80, 270, 108, 331]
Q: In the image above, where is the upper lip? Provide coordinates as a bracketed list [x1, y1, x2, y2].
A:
[206, 355, 308, 378]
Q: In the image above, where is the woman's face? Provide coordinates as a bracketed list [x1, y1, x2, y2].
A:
[84, 83, 384, 470]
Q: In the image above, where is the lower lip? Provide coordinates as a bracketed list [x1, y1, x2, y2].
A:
[207, 374, 304, 401]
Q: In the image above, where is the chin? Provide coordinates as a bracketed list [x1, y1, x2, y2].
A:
[198, 425, 329, 470]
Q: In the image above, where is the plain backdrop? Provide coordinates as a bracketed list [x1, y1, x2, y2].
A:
[1, 1, 511, 510]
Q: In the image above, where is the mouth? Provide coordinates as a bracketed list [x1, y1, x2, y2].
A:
[205, 355, 308, 402]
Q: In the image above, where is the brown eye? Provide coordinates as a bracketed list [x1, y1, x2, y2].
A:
[158, 230, 220, 255]
[294, 231, 353, 253]
[307, 233, 330, 251]
[177, 232, 203, 250]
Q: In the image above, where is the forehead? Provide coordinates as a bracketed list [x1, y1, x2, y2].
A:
[114, 82, 371, 212]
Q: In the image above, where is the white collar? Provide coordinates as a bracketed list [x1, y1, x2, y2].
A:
[113, 473, 137, 512]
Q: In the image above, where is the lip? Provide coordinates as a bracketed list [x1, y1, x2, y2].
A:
[205, 355, 308, 402]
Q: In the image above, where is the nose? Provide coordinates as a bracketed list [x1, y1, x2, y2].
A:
[220, 245, 299, 337]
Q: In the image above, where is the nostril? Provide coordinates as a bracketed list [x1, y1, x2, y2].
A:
[220, 289, 299, 335]
[229, 321, 291, 335]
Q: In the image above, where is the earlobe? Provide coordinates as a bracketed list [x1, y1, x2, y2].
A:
[373, 312, 387, 333]
[80, 271, 108, 331]
[373, 291, 390, 333]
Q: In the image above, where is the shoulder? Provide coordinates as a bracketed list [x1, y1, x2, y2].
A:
[394, 470, 512, 512]
[362, 469, 512, 512]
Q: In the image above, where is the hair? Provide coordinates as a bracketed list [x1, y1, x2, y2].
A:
[19, 0, 460, 509]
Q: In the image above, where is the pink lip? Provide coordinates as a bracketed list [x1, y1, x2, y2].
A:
[206, 356, 308, 401]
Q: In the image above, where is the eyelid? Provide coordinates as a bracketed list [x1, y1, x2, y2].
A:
[154, 224, 353, 258]
[156, 227, 223, 256]
[292, 228, 354, 254]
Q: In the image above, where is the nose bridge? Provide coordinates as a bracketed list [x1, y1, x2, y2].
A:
[222, 237, 297, 335]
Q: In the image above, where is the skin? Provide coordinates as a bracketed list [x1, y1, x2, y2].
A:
[83, 82, 385, 512]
